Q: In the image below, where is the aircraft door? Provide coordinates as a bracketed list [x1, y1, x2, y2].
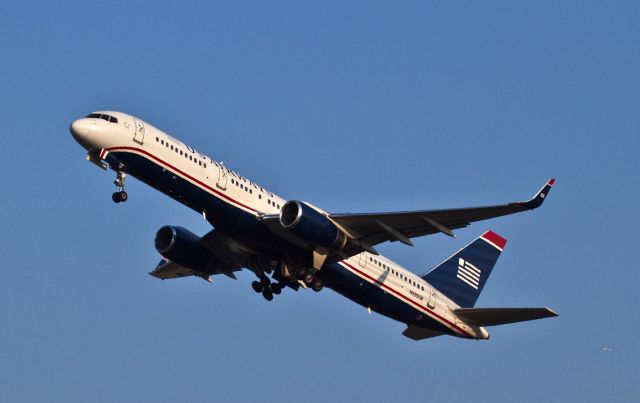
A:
[358, 252, 367, 268]
[427, 286, 437, 309]
[133, 118, 145, 144]
[217, 164, 228, 190]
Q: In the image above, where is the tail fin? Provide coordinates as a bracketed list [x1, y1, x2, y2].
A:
[421, 230, 506, 308]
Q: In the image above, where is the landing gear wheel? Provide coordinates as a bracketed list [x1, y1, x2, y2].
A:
[259, 276, 271, 287]
[312, 278, 324, 292]
[262, 289, 273, 301]
[304, 273, 315, 285]
[271, 284, 282, 295]
[112, 191, 128, 203]
[251, 281, 264, 293]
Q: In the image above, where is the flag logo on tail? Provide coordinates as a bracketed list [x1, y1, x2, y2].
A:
[457, 258, 480, 289]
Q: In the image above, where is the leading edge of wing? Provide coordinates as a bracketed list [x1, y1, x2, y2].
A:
[329, 178, 556, 220]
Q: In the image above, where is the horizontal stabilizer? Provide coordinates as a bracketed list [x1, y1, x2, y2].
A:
[454, 307, 558, 327]
[402, 325, 445, 340]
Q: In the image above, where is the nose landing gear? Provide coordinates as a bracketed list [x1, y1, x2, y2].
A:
[112, 169, 128, 203]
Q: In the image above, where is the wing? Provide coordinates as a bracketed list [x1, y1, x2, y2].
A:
[149, 229, 249, 282]
[149, 258, 212, 281]
[329, 179, 555, 256]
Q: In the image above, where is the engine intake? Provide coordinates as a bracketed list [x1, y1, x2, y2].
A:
[155, 226, 216, 272]
[280, 201, 347, 250]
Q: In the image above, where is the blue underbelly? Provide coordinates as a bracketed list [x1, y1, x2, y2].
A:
[321, 263, 453, 335]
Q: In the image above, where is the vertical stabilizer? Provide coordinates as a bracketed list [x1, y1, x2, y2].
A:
[421, 231, 506, 307]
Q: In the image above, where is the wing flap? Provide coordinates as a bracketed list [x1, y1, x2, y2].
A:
[454, 307, 558, 327]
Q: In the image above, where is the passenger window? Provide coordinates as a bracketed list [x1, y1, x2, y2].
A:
[156, 137, 159, 142]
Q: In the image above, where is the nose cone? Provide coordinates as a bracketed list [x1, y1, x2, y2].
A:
[70, 118, 94, 149]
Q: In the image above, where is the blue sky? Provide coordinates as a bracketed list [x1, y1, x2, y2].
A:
[1, 1, 638, 401]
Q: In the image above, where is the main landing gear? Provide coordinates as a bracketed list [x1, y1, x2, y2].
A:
[296, 268, 324, 292]
[249, 263, 324, 302]
[251, 275, 284, 302]
[112, 169, 128, 203]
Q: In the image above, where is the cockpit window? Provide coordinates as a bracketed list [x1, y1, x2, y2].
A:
[87, 113, 118, 124]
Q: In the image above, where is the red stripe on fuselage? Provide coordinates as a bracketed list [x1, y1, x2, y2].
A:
[107, 146, 474, 338]
[105, 146, 258, 213]
[339, 261, 474, 338]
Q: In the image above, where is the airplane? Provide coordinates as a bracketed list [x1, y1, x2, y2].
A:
[70, 111, 557, 340]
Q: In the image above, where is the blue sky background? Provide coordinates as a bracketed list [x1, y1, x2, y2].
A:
[1, 1, 638, 401]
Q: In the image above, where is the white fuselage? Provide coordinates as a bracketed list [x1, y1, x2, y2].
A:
[70, 110, 488, 339]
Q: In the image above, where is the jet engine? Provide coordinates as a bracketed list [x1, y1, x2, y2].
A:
[155, 226, 216, 272]
[279, 201, 347, 250]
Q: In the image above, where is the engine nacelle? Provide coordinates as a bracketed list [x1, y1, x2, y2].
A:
[154, 226, 216, 272]
[279, 201, 347, 250]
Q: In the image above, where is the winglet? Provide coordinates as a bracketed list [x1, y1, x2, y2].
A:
[520, 178, 555, 210]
